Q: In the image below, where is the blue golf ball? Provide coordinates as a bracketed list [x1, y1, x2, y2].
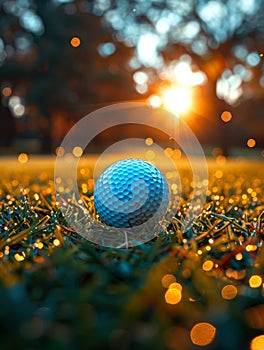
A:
[94, 158, 169, 228]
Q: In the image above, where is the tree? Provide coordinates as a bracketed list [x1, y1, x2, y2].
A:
[0, 0, 138, 152]
[0, 0, 263, 154]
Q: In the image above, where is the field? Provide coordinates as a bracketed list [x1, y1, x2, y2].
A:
[0, 156, 264, 350]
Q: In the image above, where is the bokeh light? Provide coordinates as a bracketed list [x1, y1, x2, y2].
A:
[35, 241, 44, 250]
[250, 335, 264, 350]
[55, 146, 65, 157]
[97, 42, 115, 57]
[168, 282, 183, 292]
[2, 86, 12, 97]
[72, 146, 83, 157]
[70, 36, 81, 47]
[145, 137, 153, 146]
[53, 238, 60, 247]
[215, 170, 223, 179]
[8, 95, 25, 118]
[164, 147, 173, 158]
[247, 138, 256, 148]
[13, 103, 25, 117]
[145, 150, 155, 160]
[190, 322, 216, 346]
[148, 94, 162, 108]
[249, 275, 262, 288]
[221, 110, 232, 122]
[14, 252, 25, 262]
[221, 285, 238, 300]
[202, 260, 214, 271]
[18, 153, 28, 164]
[161, 274, 176, 288]
[165, 288, 182, 305]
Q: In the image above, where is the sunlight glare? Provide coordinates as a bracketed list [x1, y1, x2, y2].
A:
[162, 86, 191, 115]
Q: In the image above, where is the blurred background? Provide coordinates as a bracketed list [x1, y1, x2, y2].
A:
[0, 0, 263, 158]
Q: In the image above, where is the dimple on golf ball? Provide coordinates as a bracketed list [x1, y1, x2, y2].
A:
[94, 158, 169, 228]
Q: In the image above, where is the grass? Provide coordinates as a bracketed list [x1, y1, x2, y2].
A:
[0, 156, 263, 350]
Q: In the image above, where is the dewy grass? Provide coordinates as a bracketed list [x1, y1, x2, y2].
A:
[0, 158, 263, 349]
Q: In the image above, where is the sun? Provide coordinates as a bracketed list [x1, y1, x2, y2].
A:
[161, 86, 192, 115]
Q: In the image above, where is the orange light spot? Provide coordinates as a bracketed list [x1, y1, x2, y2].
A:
[202, 260, 214, 272]
[70, 36, 81, 47]
[221, 110, 232, 122]
[172, 149, 182, 160]
[145, 137, 153, 146]
[249, 275, 262, 288]
[164, 147, 173, 157]
[53, 239, 61, 247]
[168, 282, 182, 292]
[232, 269, 247, 280]
[81, 183, 88, 193]
[250, 335, 264, 350]
[14, 253, 25, 262]
[161, 274, 176, 288]
[35, 241, 44, 249]
[2, 87, 12, 97]
[215, 170, 223, 179]
[165, 288, 182, 305]
[190, 322, 216, 346]
[247, 138, 256, 148]
[221, 285, 238, 300]
[246, 245, 258, 252]
[235, 252, 243, 260]
[18, 153, 28, 164]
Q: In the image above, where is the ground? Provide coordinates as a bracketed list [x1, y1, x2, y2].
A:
[0, 156, 263, 350]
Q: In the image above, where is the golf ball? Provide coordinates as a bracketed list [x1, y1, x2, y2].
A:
[94, 158, 169, 228]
